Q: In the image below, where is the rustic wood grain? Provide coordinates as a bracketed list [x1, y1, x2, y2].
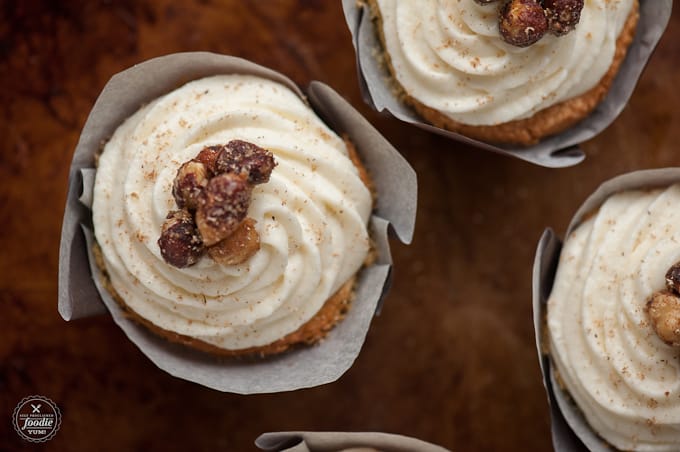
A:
[1, 1, 678, 450]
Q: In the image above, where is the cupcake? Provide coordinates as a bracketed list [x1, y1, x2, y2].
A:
[59, 53, 416, 392]
[366, 0, 639, 145]
[546, 183, 680, 450]
[92, 74, 374, 357]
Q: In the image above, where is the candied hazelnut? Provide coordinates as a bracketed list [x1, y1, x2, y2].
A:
[499, 0, 548, 47]
[646, 290, 680, 347]
[195, 173, 252, 246]
[193, 146, 221, 175]
[207, 218, 260, 265]
[158, 210, 204, 268]
[172, 160, 209, 210]
[665, 262, 680, 294]
[543, 0, 584, 36]
[214, 140, 277, 185]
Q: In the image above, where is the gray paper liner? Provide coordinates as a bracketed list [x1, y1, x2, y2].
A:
[343, 0, 672, 168]
[533, 168, 680, 450]
[57, 52, 417, 394]
[255, 431, 449, 452]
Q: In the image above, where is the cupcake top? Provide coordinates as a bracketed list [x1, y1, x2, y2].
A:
[92, 74, 372, 351]
[547, 185, 680, 451]
[373, 0, 634, 126]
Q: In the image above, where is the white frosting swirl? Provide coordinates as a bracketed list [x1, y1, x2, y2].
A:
[548, 186, 680, 451]
[92, 75, 372, 351]
[374, 0, 634, 125]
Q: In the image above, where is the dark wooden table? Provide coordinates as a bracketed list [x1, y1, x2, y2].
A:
[2, 2, 678, 451]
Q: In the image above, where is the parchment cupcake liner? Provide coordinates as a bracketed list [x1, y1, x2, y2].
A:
[343, 0, 672, 168]
[255, 431, 449, 452]
[533, 168, 680, 450]
[58, 52, 417, 394]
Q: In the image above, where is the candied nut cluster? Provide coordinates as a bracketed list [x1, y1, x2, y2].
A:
[645, 263, 680, 347]
[158, 140, 276, 268]
[475, 0, 584, 47]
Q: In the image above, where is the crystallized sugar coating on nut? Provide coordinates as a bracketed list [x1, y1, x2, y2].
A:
[195, 173, 252, 246]
[544, 0, 584, 36]
[172, 160, 209, 210]
[214, 140, 277, 185]
[158, 210, 205, 268]
[646, 290, 680, 347]
[207, 218, 260, 265]
[665, 262, 680, 294]
[499, 0, 548, 47]
[193, 146, 221, 176]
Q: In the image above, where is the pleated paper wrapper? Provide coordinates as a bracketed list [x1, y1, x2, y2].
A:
[58, 52, 417, 394]
[533, 168, 680, 450]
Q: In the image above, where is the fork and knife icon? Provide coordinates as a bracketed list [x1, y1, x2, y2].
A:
[30, 404, 41, 414]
